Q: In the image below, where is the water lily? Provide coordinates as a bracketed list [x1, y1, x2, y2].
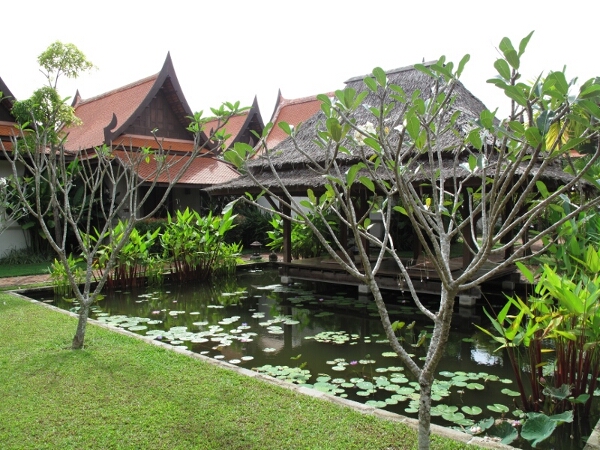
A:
[350, 360, 358, 365]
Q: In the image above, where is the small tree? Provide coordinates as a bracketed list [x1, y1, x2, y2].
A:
[2, 41, 243, 349]
[225, 33, 600, 449]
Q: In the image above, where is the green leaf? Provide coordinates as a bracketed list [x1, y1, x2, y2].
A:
[580, 83, 600, 99]
[479, 110, 494, 130]
[508, 120, 525, 134]
[503, 85, 527, 106]
[406, 115, 421, 140]
[468, 154, 477, 172]
[364, 77, 377, 92]
[570, 394, 590, 405]
[525, 127, 543, 148]
[494, 59, 511, 80]
[467, 129, 482, 149]
[521, 414, 556, 447]
[542, 384, 571, 401]
[326, 118, 342, 142]
[456, 54, 470, 78]
[499, 37, 520, 69]
[372, 67, 387, 87]
[394, 206, 408, 216]
[363, 137, 382, 152]
[278, 121, 293, 135]
[548, 410, 574, 423]
[488, 420, 518, 445]
[358, 176, 375, 192]
[516, 261, 534, 284]
[345, 165, 361, 186]
[518, 31, 534, 57]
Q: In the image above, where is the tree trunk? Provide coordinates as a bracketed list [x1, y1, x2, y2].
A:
[418, 374, 434, 450]
[72, 300, 90, 349]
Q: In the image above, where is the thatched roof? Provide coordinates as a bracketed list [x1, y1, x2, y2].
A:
[206, 61, 579, 196]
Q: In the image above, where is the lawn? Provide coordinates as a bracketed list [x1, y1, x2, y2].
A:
[0, 292, 481, 450]
[0, 262, 51, 278]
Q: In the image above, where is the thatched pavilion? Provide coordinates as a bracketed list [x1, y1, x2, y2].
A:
[206, 62, 578, 295]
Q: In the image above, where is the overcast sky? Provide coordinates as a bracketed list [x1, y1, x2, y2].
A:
[3, 0, 598, 121]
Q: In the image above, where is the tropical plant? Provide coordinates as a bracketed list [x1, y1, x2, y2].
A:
[49, 254, 84, 294]
[224, 32, 600, 449]
[477, 246, 600, 419]
[91, 220, 162, 289]
[161, 206, 239, 281]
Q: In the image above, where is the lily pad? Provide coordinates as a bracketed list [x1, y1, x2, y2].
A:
[487, 403, 509, 414]
[501, 388, 520, 397]
[461, 406, 482, 416]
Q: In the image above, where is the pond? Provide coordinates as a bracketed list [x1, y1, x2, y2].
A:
[31, 267, 598, 449]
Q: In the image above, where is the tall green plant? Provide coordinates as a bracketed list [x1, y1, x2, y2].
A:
[91, 220, 161, 289]
[161, 205, 238, 281]
[477, 252, 600, 418]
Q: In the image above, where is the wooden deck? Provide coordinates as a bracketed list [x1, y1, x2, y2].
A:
[279, 254, 516, 296]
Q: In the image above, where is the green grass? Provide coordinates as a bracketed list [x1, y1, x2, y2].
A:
[0, 292, 479, 450]
[0, 262, 51, 278]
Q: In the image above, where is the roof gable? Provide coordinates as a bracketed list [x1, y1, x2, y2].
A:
[64, 53, 199, 151]
[0, 76, 16, 123]
[264, 91, 332, 149]
[203, 97, 264, 150]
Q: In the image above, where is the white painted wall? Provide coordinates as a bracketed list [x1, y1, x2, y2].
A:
[0, 160, 28, 257]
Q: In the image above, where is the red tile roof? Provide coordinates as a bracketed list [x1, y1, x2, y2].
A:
[64, 75, 158, 151]
[204, 112, 249, 149]
[112, 150, 240, 186]
[0, 121, 19, 138]
[264, 92, 331, 149]
[111, 134, 200, 153]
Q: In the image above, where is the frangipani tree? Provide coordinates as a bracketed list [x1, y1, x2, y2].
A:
[1, 42, 244, 349]
[224, 33, 600, 449]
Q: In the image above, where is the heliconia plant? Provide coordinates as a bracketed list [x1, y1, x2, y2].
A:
[476, 244, 600, 418]
[89, 220, 162, 289]
[160, 205, 239, 282]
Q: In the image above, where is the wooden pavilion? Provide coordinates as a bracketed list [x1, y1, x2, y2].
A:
[63, 54, 241, 217]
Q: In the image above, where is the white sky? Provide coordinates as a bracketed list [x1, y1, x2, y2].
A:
[2, 0, 599, 121]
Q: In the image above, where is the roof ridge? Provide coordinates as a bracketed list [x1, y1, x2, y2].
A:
[345, 60, 438, 84]
[279, 92, 333, 107]
[77, 72, 159, 105]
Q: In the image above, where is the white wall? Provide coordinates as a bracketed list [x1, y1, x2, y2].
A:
[0, 160, 28, 257]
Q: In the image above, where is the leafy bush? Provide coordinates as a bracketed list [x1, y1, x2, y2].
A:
[161, 206, 239, 281]
[224, 203, 271, 247]
[49, 255, 84, 294]
[91, 221, 162, 289]
[135, 219, 167, 255]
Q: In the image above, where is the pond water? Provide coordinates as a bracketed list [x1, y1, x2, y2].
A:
[32, 267, 598, 449]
